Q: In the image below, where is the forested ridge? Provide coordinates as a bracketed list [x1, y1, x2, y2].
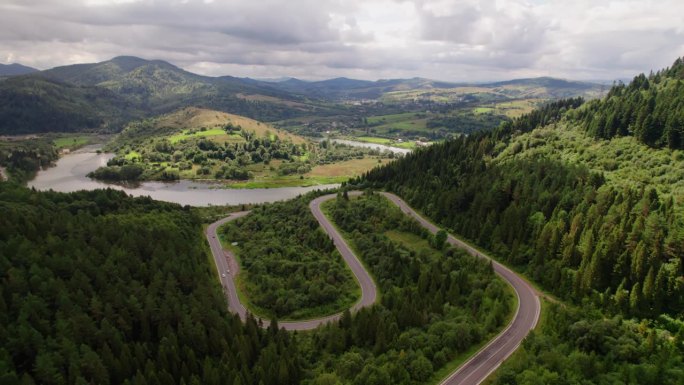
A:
[361, 97, 684, 318]
[358, 58, 684, 383]
[576, 56, 684, 148]
[0, 183, 301, 385]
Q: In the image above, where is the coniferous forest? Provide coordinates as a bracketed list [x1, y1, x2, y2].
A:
[0, 184, 513, 385]
[0, 184, 301, 385]
[303, 193, 513, 384]
[358, 58, 684, 383]
[577, 57, 684, 148]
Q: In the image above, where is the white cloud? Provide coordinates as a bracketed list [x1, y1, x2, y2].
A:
[0, 0, 682, 81]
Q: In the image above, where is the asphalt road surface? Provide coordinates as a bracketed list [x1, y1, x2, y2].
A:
[207, 191, 540, 383]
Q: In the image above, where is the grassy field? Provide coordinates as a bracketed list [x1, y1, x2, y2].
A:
[227, 158, 391, 188]
[473, 107, 495, 114]
[354, 136, 393, 144]
[495, 99, 540, 118]
[384, 230, 441, 259]
[124, 150, 141, 160]
[146, 107, 306, 144]
[52, 135, 92, 150]
[367, 112, 420, 125]
[307, 158, 390, 177]
[366, 112, 431, 137]
[168, 128, 231, 143]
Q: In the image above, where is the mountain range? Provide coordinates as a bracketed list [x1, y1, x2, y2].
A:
[0, 56, 603, 135]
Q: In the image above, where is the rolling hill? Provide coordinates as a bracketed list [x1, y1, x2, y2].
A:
[0, 63, 38, 77]
[41, 56, 314, 113]
[0, 55, 604, 135]
[0, 76, 139, 134]
[360, 57, 684, 383]
[112, 106, 306, 146]
[0, 56, 333, 134]
[266, 75, 603, 101]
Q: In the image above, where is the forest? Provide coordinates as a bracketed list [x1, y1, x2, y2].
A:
[575, 56, 684, 149]
[0, 183, 301, 385]
[0, 138, 58, 183]
[357, 62, 684, 382]
[361, 98, 684, 318]
[219, 195, 360, 320]
[297, 193, 512, 384]
[1, 182, 514, 385]
[491, 302, 684, 384]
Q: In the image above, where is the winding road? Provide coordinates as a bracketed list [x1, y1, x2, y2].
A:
[206, 191, 540, 384]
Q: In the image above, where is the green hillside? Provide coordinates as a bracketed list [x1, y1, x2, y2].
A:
[0, 183, 300, 384]
[0, 76, 139, 134]
[359, 58, 684, 383]
[41, 56, 319, 118]
[363, 95, 684, 318]
[575, 57, 684, 148]
[0, 57, 334, 135]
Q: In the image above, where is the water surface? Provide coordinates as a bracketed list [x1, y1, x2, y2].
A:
[323, 138, 411, 154]
[28, 146, 338, 206]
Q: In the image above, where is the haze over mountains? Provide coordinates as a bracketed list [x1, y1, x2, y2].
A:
[0, 56, 603, 135]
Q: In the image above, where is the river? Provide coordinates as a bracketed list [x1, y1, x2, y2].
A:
[28, 146, 339, 206]
[323, 138, 411, 154]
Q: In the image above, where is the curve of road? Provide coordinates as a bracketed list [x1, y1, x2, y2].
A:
[207, 191, 540, 384]
[380, 192, 540, 385]
[206, 191, 376, 331]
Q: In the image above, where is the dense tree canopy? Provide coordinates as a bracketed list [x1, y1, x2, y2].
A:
[492, 303, 684, 385]
[360, 99, 684, 318]
[219, 195, 360, 320]
[358, 80, 684, 382]
[0, 183, 300, 385]
[0, 139, 58, 183]
[575, 57, 684, 149]
[300, 193, 512, 384]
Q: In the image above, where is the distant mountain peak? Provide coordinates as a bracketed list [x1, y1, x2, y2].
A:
[0, 63, 38, 77]
[108, 55, 180, 72]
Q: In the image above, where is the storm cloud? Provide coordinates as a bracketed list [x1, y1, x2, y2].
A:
[1, 0, 683, 81]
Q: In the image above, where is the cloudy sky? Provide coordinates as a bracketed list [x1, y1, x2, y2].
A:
[1, 0, 683, 82]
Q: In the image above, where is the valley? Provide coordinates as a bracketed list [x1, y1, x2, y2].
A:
[1, 8, 683, 382]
